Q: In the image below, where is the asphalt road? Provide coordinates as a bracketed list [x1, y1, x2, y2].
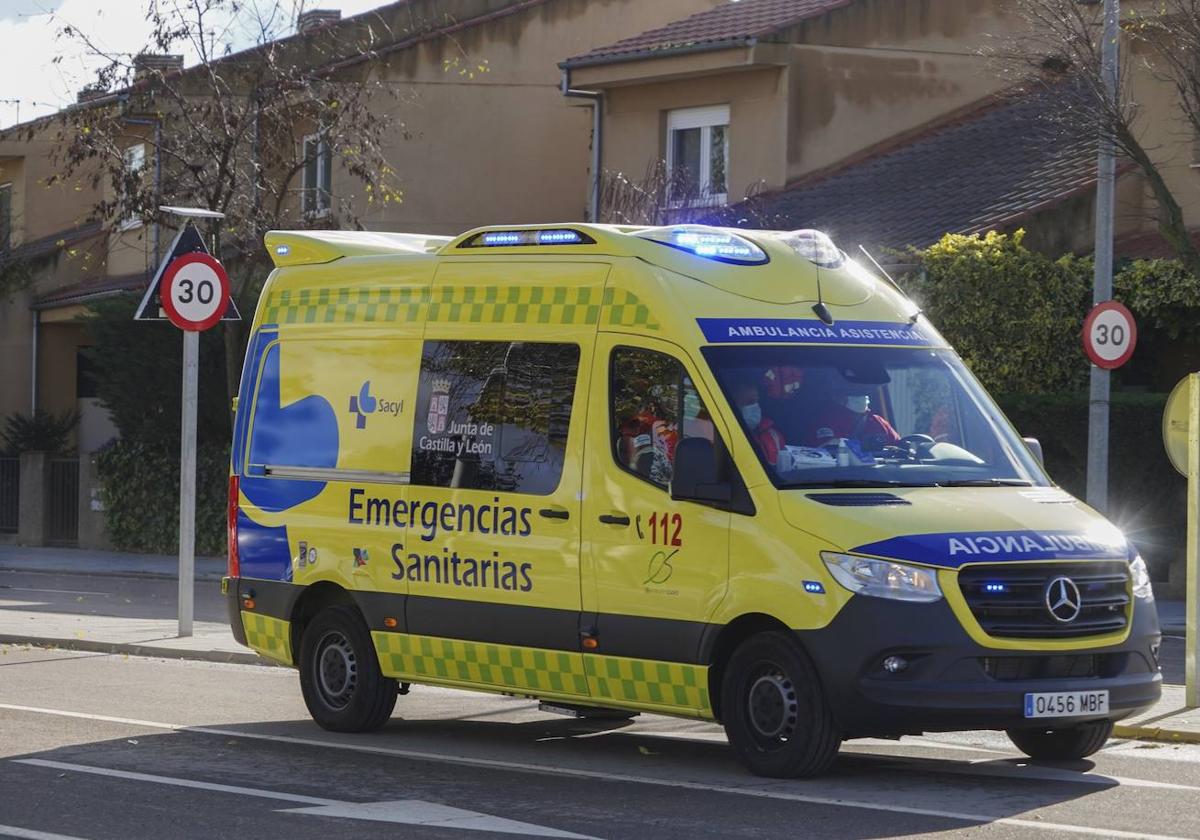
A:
[1, 645, 1199, 840]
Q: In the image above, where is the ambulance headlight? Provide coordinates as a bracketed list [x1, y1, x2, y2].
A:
[821, 552, 943, 603]
[636, 225, 768, 265]
[1130, 554, 1154, 601]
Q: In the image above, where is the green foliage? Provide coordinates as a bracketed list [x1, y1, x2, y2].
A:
[1114, 258, 1200, 341]
[998, 391, 1183, 581]
[83, 293, 231, 553]
[94, 439, 229, 555]
[0, 409, 80, 455]
[906, 230, 1093, 394]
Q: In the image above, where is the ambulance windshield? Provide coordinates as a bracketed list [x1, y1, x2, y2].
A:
[702, 345, 1050, 488]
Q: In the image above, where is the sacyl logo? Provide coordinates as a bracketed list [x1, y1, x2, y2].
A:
[349, 381, 403, 430]
[1044, 576, 1082, 623]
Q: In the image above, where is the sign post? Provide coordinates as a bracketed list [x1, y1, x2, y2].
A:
[136, 210, 236, 638]
[1164, 374, 1200, 707]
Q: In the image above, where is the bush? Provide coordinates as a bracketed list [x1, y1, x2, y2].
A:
[0, 409, 80, 455]
[906, 230, 1092, 394]
[95, 439, 229, 555]
[998, 391, 1183, 583]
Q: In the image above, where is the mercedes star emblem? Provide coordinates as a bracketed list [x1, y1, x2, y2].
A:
[1044, 576, 1082, 623]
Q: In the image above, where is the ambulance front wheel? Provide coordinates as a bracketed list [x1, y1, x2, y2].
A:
[1006, 720, 1113, 761]
[299, 605, 398, 732]
[720, 631, 841, 778]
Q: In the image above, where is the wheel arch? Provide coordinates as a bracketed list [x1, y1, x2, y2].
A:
[289, 580, 359, 661]
[702, 612, 796, 722]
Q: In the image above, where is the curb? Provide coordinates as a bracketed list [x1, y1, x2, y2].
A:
[1113, 723, 1200, 745]
[0, 634, 279, 667]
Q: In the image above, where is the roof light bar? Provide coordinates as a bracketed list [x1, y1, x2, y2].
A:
[460, 228, 595, 248]
[778, 229, 845, 268]
[636, 225, 768, 266]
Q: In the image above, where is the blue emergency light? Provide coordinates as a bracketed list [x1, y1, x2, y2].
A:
[460, 228, 595, 248]
[983, 583, 1007, 594]
[636, 225, 769, 266]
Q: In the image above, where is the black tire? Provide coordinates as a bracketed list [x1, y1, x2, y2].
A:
[1006, 720, 1113, 760]
[720, 631, 841, 778]
[299, 604, 398, 732]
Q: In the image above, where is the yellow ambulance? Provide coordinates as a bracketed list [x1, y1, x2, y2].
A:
[224, 223, 1161, 777]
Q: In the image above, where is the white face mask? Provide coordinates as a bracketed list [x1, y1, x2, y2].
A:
[741, 402, 762, 429]
[845, 395, 869, 414]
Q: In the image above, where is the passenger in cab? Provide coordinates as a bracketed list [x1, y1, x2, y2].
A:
[734, 380, 786, 466]
[808, 389, 900, 452]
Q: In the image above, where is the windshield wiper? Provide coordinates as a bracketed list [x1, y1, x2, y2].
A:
[936, 478, 1033, 487]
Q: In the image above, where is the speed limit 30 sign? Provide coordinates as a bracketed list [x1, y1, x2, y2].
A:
[160, 252, 230, 331]
[1082, 300, 1137, 370]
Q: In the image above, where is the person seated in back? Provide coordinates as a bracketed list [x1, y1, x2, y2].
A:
[807, 389, 901, 452]
[733, 380, 785, 467]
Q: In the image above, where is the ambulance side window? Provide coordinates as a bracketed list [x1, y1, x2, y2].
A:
[610, 347, 714, 490]
[410, 340, 580, 495]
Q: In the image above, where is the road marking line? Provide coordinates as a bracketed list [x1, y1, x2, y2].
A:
[0, 702, 1194, 840]
[16, 759, 339, 806]
[15, 760, 597, 839]
[0, 825, 90, 840]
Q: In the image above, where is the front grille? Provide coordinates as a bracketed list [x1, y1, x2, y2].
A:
[958, 561, 1130, 639]
[980, 653, 1126, 680]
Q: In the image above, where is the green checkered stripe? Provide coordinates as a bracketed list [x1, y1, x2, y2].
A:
[261, 286, 429, 325]
[586, 654, 710, 713]
[603, 287, 660, 331]
[426, 285, 601, 326]
[373, 632, 589, 696]
[241, 611, 293, 665]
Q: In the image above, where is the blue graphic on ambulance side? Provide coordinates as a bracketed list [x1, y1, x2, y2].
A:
[851, 530, 1129, 568]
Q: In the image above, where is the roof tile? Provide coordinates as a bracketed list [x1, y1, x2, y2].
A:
[563, 0, 850, 66]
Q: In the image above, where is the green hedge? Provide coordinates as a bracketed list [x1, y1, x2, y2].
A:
[998, 391, 1183, 582]
[95, 439, 229, 555]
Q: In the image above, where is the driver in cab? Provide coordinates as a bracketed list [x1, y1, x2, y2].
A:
[807, 389, 900, 452]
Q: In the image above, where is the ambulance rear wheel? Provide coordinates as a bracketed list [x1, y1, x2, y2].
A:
[720, 632, 841, 778]
[299, 605, 397, 732]
[1006, 720, 1113, 760]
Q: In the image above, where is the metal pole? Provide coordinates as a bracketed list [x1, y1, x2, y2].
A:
[1187, 374, 1200, 707]
[1087, 0, 1120, 512]
[178, 329, 198, 637]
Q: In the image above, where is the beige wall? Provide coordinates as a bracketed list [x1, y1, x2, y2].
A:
[601, 66, 788, 204]
[335, 0, 724, 234]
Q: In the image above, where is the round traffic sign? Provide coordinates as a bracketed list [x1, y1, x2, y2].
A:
[160, 253, 230, 331]
[1164, 375, 1193, 477]
[1082, 300, 1137, 369]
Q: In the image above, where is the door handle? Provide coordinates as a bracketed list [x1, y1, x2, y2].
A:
[539, 507, 570, 520]
[598, 513, 631, 526]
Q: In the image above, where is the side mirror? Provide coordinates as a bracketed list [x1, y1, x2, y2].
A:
[1023, 437, 1044, 466]
[671, 437, 732, 504]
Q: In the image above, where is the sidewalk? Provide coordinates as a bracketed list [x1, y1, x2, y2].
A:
[1115, 684, 1200, 744]
[0, 543, 261, 665]
[0, 543, 225, 581]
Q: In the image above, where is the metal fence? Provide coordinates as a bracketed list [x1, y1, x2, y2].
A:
[0, 457, 16, 534]
[46, 457, 78, 545]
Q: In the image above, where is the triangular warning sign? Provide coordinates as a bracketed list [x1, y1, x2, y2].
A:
[134, 221, 241, 322]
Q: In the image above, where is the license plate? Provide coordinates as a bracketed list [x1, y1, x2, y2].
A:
[1024, 690, 1109, 719]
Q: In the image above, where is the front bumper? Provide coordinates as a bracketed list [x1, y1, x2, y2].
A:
[799, 594, 1162, 738]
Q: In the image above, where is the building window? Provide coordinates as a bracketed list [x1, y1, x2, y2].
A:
[610, 346, 716, 490]
[302, 133, 332, 216]
[0, 183, 10, 252]
[666, 105, 729, 205]
[411, 340, 581, 495]
[120, 144, 145, 230]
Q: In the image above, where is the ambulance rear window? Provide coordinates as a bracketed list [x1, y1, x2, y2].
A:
[410, 340, 580, 495]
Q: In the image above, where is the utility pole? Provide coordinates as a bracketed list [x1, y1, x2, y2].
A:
[1087, 0, 1120, 512]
